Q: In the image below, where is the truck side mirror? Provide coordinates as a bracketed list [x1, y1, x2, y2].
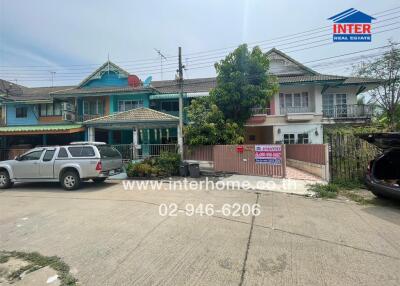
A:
[14, 155, 21, 161]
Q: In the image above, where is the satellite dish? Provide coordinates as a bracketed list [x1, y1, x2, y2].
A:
[128, 75, 141, 87]
[143, 76, 152, 87]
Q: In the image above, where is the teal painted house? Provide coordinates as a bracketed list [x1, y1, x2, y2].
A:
[0, 61, 213, 150]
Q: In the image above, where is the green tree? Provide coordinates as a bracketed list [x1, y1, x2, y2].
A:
[184, 97, 244, 145]
[354, 40, 400, 130]
[211, 44, 278, 125]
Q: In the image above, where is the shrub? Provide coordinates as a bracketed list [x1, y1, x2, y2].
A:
[126, 152, 181, 178]
[156, 152, 181, 176]
[308, 183, 339, 198]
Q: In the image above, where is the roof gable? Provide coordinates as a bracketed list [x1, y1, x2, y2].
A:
[78, 61, 130, 88]
[328, 8, 376, 23]
[265, 48, 318, 76]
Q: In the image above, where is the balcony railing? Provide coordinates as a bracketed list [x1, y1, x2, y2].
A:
[280, 106, 315, 115]
[322, 104, 372, 119]
[250, 107, 272, 115]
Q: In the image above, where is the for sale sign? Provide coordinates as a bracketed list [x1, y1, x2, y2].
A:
[255, 145, 282, 165]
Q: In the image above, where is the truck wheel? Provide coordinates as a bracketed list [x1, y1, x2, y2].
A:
[92, 177, 107, 183]
[0, 171, 12, 189]
[61, 171, 81, 190]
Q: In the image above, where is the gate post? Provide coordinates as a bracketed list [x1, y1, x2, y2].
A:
[325, 143, 330, 182]
[282, 144, 286, 178]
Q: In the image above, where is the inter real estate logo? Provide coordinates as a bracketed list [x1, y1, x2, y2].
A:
[328, 8, 376, 42]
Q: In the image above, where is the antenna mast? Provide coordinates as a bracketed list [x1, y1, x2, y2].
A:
[49, 71, 56, 87]
[154, 48, 167, 80]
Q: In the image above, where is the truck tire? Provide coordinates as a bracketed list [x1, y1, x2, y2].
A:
[61, 170, 81, 190]
[92, 177, 107, 183]
[0, 171, 13, 189]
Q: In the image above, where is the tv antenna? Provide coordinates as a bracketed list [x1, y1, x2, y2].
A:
[154, 48, 167, 80]
[49, 71, 56, 87]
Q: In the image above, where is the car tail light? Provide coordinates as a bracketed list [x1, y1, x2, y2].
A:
[96, 161, 102, 171]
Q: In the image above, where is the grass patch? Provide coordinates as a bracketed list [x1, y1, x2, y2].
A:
[308, 183, 339, 198]
[0, 250, 77, 286]
[331, 178, 365, 190]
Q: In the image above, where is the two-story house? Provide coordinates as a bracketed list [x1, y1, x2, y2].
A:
[0, 48, 380, 152]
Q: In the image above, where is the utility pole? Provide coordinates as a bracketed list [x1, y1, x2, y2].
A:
[178, 47, 184, 159]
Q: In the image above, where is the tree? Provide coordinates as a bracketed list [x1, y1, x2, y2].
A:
[354, 40, 400, 130]
[211, 44, 278, 125]
[184, 97, 244, 145]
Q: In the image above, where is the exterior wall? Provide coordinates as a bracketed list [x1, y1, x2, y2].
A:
[6, 103, 38, 126]
[244, 126, 273, 144]
[38, 116, 63, 124]
[82, 72, 128, 88]
[273, 123, 323, 144]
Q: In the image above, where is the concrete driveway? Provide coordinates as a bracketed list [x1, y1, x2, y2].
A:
[0, 181, 400, 285]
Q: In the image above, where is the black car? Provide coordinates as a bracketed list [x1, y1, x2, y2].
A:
[360, 133, 400, 199]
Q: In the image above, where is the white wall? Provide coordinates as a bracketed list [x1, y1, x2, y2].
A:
[273, 123, 323, 144]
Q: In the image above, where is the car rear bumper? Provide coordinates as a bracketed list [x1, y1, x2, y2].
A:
[98, 168, 123, 177]
[365, 174, 400, 199]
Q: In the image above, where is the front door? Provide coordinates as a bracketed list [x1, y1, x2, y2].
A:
[322, 94, 334, 117]
[13, 150, 43, 179]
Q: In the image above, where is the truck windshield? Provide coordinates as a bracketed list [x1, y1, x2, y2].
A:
[97, 145, 121, 159]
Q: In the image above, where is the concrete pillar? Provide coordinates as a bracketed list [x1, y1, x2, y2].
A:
[108, 130, 113, 144]
[177, 124, 183, 157]
[88, 127, 95, 142]
[42, 134, 47, 146]
[132, 127, 139, 159]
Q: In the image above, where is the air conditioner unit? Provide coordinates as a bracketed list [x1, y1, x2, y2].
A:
[62, 112, 75, 122]
[61, 102, 74, 112]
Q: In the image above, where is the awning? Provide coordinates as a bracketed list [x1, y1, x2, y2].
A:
[0, 124, 85, 136]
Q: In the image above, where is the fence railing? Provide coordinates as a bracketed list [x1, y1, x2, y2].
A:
[326, 133, 379, 181]
[322, 104, 372, 119]
[111, 144, 178, 161]
[183, 145, 214, 161]
[250, 107, 272, 115]
[280, 106, 315, 115]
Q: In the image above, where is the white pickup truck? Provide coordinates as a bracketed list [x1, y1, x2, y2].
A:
[0, 142, 123, 190]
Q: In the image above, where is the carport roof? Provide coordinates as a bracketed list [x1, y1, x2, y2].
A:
[0, 124, 84, 135]
[84, 107, 179, 128]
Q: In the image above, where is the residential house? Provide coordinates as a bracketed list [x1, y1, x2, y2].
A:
[0, 48, 380, 154]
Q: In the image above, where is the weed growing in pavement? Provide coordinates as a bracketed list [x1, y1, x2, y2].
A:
[308, 183, 339, 198]
[0, 250, 77, 286]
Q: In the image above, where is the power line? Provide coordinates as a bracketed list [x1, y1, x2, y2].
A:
[0, 5, 398, 70]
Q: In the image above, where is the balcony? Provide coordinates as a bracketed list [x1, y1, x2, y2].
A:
[250, 107, 272, 115]
[280, 106, 315, 122]
[322, 104, 372, 120]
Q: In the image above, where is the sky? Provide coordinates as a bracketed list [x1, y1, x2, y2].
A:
[0, 0, 399, 87]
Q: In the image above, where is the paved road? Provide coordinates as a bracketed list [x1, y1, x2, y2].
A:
[0, 181, 400, 285]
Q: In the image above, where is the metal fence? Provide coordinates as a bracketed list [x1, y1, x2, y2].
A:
[111, 144, 178, 161]
[183, 145, 214, 161]
[326, 133, 379, 181]
[0, 148, 30, 161]
[285, 144, 326, 165]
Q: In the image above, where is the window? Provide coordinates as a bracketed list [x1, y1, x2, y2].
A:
[160, 101, 179, 112]
[57, 148, 69, 158]
[68, 146, 95, 157]
[40, 103, 62, 116]
[43, 150, 56, 162]
[16, 107, 28, 118]
[298, 134, 309, 144]
[83, 99, 104, 115]
[118, 100, 143, 112]
[283, 134, 295, 144]
[20, 150, 43, 161]
[97, 145, 121, 159]
[279, 92, 309, 113]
